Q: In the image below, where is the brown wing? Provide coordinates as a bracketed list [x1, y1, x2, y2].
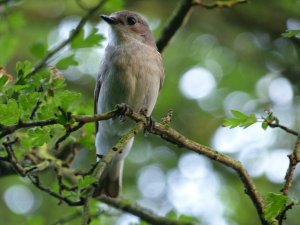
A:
[94, 46, 115, 133]
[94, 73, 102, 133]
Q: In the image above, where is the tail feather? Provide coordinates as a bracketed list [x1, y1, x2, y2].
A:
[93, 160, 123, 198]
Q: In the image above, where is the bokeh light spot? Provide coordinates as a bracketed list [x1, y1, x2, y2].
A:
[265, 149, 290, 183]
[268, 77, 293, 105]
[3, 185, 35, 215]
[179, 67, 216, 100]
[137, 165, 166, 199]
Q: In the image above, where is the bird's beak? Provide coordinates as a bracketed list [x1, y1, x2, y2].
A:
[101, 15, 119, 25]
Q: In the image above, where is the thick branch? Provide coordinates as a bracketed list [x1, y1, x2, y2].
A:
[281, 136, 300, 195]
[157, 0, 193, 52]
[99, 196, 193, 225]
[125, 110, 268, 225]
[81, 121, 146, 225]
[156, 0, 247, 52]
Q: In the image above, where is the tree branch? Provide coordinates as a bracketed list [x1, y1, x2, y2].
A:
[125, 110, 268, 225]
[28, 175, 84, 206]
[28, 0, 108, 76]
[192, 0, 247, 9]
[99, 196, 194, 225]
[268, 122, 299, 136]
[156, 0, 247, 52]
[0, 108, 118, 139]
[81, 120, 146, 225]
[157, 0, 193, 52]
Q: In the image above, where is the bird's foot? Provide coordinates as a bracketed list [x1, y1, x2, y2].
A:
[139, 108, 155, 135]
[116, 103, 129, 122]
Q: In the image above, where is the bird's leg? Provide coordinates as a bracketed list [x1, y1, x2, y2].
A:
[116, 103, 129, 122]
[139, 108, 155, 135]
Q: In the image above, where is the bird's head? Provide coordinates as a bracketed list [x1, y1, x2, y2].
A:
[101, 10, 156, 48]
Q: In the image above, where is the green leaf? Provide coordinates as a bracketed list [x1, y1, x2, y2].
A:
[282, 29, 300, 38]
[18, 93, 41, 120]
[261, 120, 268, 130]
[78, 176, 97, 189]
[223, 110, 257, 128]
[71, 28, 104, 49]
[56, 55, 79, 70]
[0, 99, 20, 125]
[264, 193, 289, 222]
[16, 60, 33, 78]
[178, 214, 198, 223]
[85, 28, 104, 47]
[30, 42, 47, 58]
[166, 210, 178, 220]
[0, 75, 8, 89]
[26, 127, 51, 147]
[54, 90, 81, 111]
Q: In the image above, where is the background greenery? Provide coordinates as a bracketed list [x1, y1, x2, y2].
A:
[1, 0, 300, 224]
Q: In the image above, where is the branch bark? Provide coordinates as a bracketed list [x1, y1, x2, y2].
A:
[99, 196, 194, 225]
[81, 121, 146, 225]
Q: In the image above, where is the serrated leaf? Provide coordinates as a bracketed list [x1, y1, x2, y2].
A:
[264, 193, 289, 222]
[56, 55, 79, 70]
[223, 110, 257, 129]
[19, 93, 41, 121]
[78, 176, 97, 189]
[0, 99, 20, 125]
[30, 42, 47, 58]
[71, 28, 103, 49]
[85, 28, 104, 47]
[70, 29, 85, 49]
[231, 110, 248, 119]
[16, 60, 32, 78]
[0, 75, 8, 89]
[54, 90, 81, 111]
[27, 127, 51, 147]
[282, 29, 300, 38]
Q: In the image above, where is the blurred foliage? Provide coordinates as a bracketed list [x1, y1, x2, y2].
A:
[1, 0, 300, 225]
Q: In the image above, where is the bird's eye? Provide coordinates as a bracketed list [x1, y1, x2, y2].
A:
[127, 17, 136, 25]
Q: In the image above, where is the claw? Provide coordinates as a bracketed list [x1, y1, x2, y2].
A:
[144, 116, 155, 136]
[116, 103, 129, 122]
[96, 154, 103, 160]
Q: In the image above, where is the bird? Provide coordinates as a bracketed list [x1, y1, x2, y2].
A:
[94, 10, 164, 198]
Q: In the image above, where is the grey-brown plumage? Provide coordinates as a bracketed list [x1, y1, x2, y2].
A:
[94, 10, 164, 198]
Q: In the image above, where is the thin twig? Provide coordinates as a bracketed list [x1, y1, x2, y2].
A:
[55, 122, 84, 149]
[192, 0, 247, 8]
[0, 109, 118, 139]
[29, 175, 84, 206]
[28, 0, 108, 77]
[30, 100, 42, 120]
[268, 122, 299, 136]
